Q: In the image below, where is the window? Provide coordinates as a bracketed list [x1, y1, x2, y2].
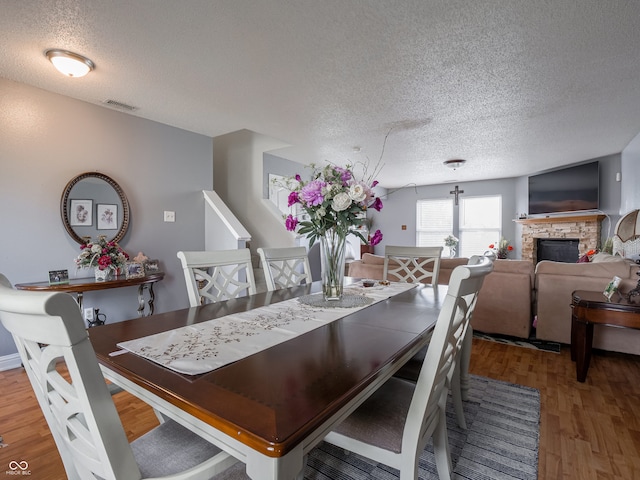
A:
[416, 198, 453, 253]
[459, 196, 501, 257]
[416, 195, 502, 257]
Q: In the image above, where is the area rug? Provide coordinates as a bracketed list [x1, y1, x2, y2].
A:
[473, 331, 561, 353]
[304, 375, 540, 480]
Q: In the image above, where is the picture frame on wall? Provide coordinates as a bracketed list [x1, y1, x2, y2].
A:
[125, 262, 145, 279]
[97, 204, 118, 230]
[70, 199, 93, 226]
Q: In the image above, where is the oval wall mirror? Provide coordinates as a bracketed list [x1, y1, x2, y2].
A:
[60, 172, 130, 245]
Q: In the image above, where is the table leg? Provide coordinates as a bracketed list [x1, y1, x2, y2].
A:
[572, 317, 594, 382]
[137, 283, 157, 317]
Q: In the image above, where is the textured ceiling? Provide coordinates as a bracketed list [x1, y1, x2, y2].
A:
[2, 0, 640, 187]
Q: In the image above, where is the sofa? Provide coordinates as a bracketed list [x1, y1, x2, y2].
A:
[349, 252, 640, 354]
[348, 253, 535, 339]
[535, 254, 640, 354]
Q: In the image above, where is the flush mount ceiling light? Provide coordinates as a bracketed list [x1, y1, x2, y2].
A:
[443, 159, 467, 170]
[45, 49, 95, 77]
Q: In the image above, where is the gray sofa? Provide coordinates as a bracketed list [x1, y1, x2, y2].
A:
[349, 252, 640, 354]
[348, 254, 534, 339]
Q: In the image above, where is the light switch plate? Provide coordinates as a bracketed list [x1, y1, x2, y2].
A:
[163, 211, 176, 222]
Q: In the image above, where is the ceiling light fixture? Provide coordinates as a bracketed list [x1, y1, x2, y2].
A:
[443, 159, 467, 170]
[45, 49, 95, 77]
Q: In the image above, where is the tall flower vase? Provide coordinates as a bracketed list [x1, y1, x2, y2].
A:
[320, 227, 347, 301]
[94, 267, 112, 282]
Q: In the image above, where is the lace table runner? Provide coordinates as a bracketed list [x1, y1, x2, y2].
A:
[116, 281, 417, 375]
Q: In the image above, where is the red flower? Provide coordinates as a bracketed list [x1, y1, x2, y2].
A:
[507, 245, 514, 251]
[488, 244, 495, 249]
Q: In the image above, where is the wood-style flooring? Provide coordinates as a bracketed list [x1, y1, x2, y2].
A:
[1, 337, 640, 479]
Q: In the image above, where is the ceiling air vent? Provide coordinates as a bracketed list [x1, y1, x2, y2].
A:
[102, 99, 138, 111]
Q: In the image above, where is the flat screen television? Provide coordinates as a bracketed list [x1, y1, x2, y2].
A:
[528, 161, 599, 215]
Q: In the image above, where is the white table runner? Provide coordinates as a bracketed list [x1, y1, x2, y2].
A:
[116, 282, 417, 375]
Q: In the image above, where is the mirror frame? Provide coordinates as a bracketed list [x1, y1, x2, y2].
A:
[60, 172, 130, 245]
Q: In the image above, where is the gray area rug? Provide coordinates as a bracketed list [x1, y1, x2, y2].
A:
[474, 331, 561, 353]
[304, 375, 540, 480]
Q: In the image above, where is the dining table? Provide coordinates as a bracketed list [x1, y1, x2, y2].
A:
[90, 279, 467, 480]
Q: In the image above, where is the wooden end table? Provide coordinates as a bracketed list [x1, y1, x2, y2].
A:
[571, 290, 640, 382]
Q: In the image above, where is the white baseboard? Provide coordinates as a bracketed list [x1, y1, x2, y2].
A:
[0, 353, 22, 371]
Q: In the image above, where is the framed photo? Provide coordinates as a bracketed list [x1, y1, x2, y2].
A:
[70, 199, 93, 226]
[48, 269, 69, 285]
[144, 259, 162, 275]
[97, 204, 118, 230]
[125, 262, 145, 279]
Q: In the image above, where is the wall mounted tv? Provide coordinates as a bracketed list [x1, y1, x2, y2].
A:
[528, 161, 599, 215]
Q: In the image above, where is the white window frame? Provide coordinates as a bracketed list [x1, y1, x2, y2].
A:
[416, 195, 502, 257]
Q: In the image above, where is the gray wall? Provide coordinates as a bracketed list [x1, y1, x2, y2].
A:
[375, 178, 519, 256]
[0, 78, 213, 357]
[374, 154, 623, 259]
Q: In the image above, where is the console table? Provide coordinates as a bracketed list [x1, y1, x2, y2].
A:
[571, 290, 640, 382]
[15, 273, 164, 318]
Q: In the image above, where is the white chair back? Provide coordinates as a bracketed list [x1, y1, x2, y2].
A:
[0, 274, 241, 480]
[403, 255, 492, 466]
[324, 255, 493, 479]
[0, 274, 140, 479]
[177, 250, 257, 307]
[383, 245, 443, 285]
[257, 247, 312, 291]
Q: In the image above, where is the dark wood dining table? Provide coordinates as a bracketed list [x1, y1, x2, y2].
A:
[90, 280, 458, 480]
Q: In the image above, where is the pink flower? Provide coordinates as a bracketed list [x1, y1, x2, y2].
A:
[372, 180, 379, 187]
[295, 174, 302, 182]
[334, 166, 352, 184]
[370, 197, 383, 212]
[285, 214, 299, 231]
[287, 191, 299, 207]
[370, 229, 383, 246]
[300, 180, 325, 206]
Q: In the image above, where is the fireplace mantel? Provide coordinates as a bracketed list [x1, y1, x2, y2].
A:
[515, 214, 606, 225]
[517, 214, 605, 262]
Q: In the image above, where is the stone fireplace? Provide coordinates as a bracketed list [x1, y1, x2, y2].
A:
[516, 214, 605, 263]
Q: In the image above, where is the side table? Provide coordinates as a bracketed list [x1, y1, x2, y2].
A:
[15, 273, 164, 318]
[571, 290, 640, 382]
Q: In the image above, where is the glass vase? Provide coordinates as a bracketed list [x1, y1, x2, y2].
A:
[320, 227, 347, 301]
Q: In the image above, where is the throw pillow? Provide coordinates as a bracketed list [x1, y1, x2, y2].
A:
[577, 254, 590, 263]
[591, 252, 624, 263]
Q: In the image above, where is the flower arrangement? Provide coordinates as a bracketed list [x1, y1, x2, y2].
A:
[282, 162, 384, 245]
[444, 235, 459, 247]
[75, 235, 129, 272]
[489, 237, 513, 259]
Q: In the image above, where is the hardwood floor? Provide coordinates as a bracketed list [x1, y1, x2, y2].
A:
[1, 337, 640, 479]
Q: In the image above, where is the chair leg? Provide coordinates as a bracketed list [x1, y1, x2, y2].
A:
[450, 363, 467, 430]
[432, 409, 453, 480]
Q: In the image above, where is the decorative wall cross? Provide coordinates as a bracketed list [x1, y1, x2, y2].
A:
[450, 185, 464, 206]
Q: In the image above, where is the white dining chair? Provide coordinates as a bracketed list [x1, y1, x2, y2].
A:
[257, 246, 312, 291]
[0, 273, 248, 480]
[322, 256, 493, 480]
[394, 255, 489, 429]
[177, 249, 257, 307]
[383, 245, 443, 286]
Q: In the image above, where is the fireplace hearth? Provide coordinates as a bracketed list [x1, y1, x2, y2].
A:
[516, 214, 605, 263]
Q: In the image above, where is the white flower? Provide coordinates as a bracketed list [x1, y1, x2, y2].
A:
[348, 183, 367, 202]
[316, 207, 326, 219]
[332, 192, 352, 212]
[91, 244, 102, 254]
